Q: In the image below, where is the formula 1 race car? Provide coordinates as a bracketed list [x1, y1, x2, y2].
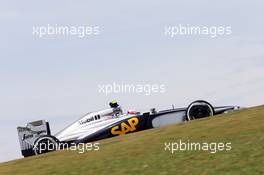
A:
[17, 100, 240, 157]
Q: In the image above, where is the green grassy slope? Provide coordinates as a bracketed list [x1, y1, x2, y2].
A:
[0, 106, 264, 175]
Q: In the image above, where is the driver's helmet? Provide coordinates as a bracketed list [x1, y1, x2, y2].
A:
[109, 100, 119, 108]
[109, 100, 123, 117]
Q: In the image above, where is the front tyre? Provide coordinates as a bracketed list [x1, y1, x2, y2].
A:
[33, 135, 59, 155]
[186, 100, 214, 121]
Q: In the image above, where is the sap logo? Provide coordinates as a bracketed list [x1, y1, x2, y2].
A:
[111, 118, 139, 136]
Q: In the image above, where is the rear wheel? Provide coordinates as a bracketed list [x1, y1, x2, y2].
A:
[33, 135, 59, 155]
[186, 100, 214, 120]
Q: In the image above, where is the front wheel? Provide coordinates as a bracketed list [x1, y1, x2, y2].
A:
[186, 100, 215, 121]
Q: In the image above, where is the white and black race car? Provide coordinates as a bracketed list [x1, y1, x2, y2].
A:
[17, 100, 240, 157]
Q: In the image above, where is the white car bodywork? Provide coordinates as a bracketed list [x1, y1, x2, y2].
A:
[55, 107, 136, 142]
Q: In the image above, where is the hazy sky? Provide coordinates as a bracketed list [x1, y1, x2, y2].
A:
[0, 0, 264, 162]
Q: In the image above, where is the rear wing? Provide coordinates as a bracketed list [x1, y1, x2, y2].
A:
[17, 120, 51, 157]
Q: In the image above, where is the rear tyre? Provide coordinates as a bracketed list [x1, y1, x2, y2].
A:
[33, 135, 59, 155]
[186, 100, 214, 121]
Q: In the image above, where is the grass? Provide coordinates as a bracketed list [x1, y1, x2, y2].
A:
[0, 105, 264, 175]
